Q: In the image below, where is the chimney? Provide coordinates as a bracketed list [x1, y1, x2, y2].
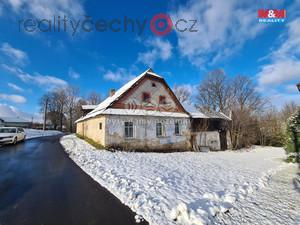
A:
[109, 89, 116, 97]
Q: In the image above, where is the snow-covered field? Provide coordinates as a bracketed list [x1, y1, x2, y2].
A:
[215, 164, 300, 225]
[25, 129, 62, 139]
[60, 134, 288, 225]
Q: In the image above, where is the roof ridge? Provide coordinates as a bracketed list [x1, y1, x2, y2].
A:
[80, 69, 158, 121]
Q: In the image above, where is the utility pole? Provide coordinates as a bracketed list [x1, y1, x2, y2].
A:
[43, 97, 49, 131]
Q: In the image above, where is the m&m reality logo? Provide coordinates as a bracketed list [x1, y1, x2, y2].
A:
[258, 9, 286, 23]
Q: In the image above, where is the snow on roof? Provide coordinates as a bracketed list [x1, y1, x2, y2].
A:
[189, 112, 210, 119]
[0, 117, 30, 123]
[76, 68, 169, 122]
[205, 111, 231, 120]
[103, 108, 189, 118]
[146, 71, 163, 78]
[182, 102, 231, 120]
[82, 105, 97, 110]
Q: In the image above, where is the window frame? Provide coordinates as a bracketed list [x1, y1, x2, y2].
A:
[124, 121, 134, 138]
[159, 95, 166, 104]
[156, 122, 164, 137]
[142, 92, 151, 103]
[175, 121, 180, 135]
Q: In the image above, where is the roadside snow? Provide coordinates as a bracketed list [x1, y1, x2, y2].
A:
[25, 129, 61, 139]
[60, 134, 288, 225]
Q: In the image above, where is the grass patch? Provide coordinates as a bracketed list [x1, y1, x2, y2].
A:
[76, 133, 84, 139]
[76, 133, 105, 149]
[285, 154, 298, 163]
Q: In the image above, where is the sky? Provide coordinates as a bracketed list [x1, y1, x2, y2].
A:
[0, 0, 299, 121]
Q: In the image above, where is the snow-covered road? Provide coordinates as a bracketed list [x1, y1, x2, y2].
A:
[60, 134, 289, 225]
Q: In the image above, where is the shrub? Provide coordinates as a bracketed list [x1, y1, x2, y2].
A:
[284, 110, 300, 160]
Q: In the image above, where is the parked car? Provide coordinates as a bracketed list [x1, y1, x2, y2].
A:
[0, 127, 26, 145]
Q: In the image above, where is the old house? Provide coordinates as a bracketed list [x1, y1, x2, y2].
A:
[76, 69, 231, 151]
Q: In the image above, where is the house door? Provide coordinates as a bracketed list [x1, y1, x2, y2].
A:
[219, 131, 227, 150]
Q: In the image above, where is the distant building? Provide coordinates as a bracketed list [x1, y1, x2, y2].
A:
[81, 105, 97, 116]
[76, 69, 231, 151]
[0, 117, 32, 128]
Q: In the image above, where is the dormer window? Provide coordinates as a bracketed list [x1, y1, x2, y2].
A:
[159, 95, 166, 104]
[142, 92, 151, 103]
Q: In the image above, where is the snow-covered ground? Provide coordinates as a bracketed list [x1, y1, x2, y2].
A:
[60, 134, 289, 225]
[25, 129, 62, 139]
[215, 164, 300, 225]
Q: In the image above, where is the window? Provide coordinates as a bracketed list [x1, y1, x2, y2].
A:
[0, 128, 16, 133]
[175, 122, 180, 135]
[156, 122, 163, 137]
[124, 122, 133, 138]
[159, 95, 166, 104]
[142, 92, 151, 103]
[99, 122, 102, 130]
[152, 82, 156, 87]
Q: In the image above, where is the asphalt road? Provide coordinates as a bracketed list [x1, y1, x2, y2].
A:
[0, 135, 148, 225]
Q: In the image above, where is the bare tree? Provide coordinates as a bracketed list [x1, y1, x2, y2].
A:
[74, 99, 88, 119]
[280, 101, 299, 122]
[65, 86, 79, 133]
[39, 87, 83, 132]
[173, 85, 191, 104]
[40, 93, 50, 130]
[256, 101, 300, 148]
[46, 93, 60, 130]
[51, 89, 68, 131]
[196, 69, 232, 113]
[231, 75, 265, 112]
[87, 91, 102, 105]
[258, 107, 285, 146]
[196, 70, 266, 149]
[230, 76, 266, 149]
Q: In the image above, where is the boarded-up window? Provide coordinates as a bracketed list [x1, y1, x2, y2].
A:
[156, 122, 163, 137]
[142, 92, 151, 103]
[124, 122, 133, 138]
[175, 121, 180, 135]
[159, 95, 166, 104]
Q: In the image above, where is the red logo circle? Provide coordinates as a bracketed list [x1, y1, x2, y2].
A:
[150, 13, 173, 36]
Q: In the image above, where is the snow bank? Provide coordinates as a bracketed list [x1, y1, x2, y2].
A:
[25, 129, 62, 139]
[60, 134, 287, 225]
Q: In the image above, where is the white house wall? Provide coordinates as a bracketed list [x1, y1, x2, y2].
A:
[105, 115, 191, 151]
[195, 131, 221, 151]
